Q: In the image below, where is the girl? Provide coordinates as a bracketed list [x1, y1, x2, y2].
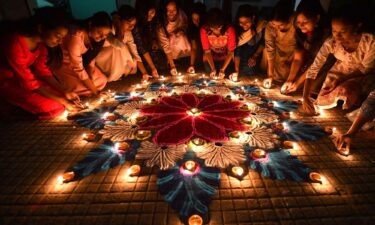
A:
[300, 5, 375, 115]
[200, 8, 236, 79]
[282, 0, 330, 94]
[0, 7, 78, 119]
[53, 12, 110, 96]
[234, 4, 267, 77]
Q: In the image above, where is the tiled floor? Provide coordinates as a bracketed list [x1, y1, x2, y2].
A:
[0, 74, 374, 225]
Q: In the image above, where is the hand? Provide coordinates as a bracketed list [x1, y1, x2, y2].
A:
[281, 81, 293, 94]
[263, 78, 273, 89]
[229, 72, 238, 82]
[170, 68, 178, 76]
[209, 70, 217, 79]
[218, 69, 225, 79]
[142, 74, 150, 81]
[187, 66, 195, 74]
[61, 99, 80, 112]
[284, 82, 298, 94]
[64, 91, 80, 101]
[335, 133, 352, 155]
[248, 56, 257, 67]
[151, 68, 159, 78]
[298, 99, 317, 116]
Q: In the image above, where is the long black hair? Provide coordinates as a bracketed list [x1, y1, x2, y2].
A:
[272, 0, 294, 23]
[331, 4, 364, 33]
[77, 12, 112, 68]
[18, 7, 70, 70]
[235, 4, 258, 42]
[205, 8, 229, 35]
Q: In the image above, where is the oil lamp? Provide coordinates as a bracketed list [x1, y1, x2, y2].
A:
[183, 160, 198, 172]
[283, 141, 296, 149]
[241, 117, 252, 125]
[135, 130, 152, 140]
[229, 131, 241, 139]
[251, 149, 266, 159]
[309, 172, 323, 184]
[187, 108, 202, 116]
[102, 112, 117, 121]
[82, 132, 96, 142]
[232, 166, 244, 176]
[128, 165, 141, 176]
[191, 137, 205, 146]
[135, 116, 148, 124]
[188, 214, 203, 225]
[57, 171, 75, 184]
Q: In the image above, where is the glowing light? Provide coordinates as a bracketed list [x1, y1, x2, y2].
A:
[57, 172, 75, 185]
[264, 82, 271, 89]
[190, 137, 206, 152]
[188, 214, 203, 225]
[309, 172, 324, 184]
[57, 176, 64, 185]
[62, 110, 69, 119]
[82, 132, 96, 142]
[102, 112, 116, 120]
[135, 130, 151, 140]
[184, 160, 197, 172]
[251, 149, 266, 159]
[159, 75, 166, 81]
[187, 108, 202, 116]
[282, 122, 289, 130]
[135, 84, 142, 89]
[127, 165, 141, 176]
[232, 166, 244, 176]
[85, 102, 89, 108]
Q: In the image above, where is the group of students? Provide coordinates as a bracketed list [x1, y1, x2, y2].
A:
[0, 0, 374, 148]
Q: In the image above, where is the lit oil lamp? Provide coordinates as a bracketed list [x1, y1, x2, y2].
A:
[274, 123, 285, 131]
[229, 131, 241, 139]
[135, 129, 152, 140]
[135, 84, 142, 90]
[263, 81, 271, 89]
[240, 117, 252, 125]
[309, 172, 323, 184]
[324, 126, 337, 135]
[231, 166, 244, 177]
[102, 112, 117, 121]
[135, 116, 148, 124]
[192, 138, 206, 146]
[187, 108, 202, 116]
[128, 165, 141, 176]
[281, 112, 290, 119]
[230, 73, 238, 82]
[239, 104, 250, 111]
[183, 160, 198, 173]
[159, 75, 166, 81]
[57, 171, 75, 184]
[116, 141, 130, 153]
[82, 132, 96, 142]
[251, 149, 266, 159]
[84, 102, 90, 108]
[188, 214, 203, 225]
[283, 141, 296, 149]
[337, 141, 350, 156]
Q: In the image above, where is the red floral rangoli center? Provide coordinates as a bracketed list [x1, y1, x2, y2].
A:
[139, 93, 250, 146]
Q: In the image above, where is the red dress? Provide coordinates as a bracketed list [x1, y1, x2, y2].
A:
[0, 34, 65, 119]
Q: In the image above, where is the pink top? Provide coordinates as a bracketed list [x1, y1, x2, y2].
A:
[60, 29, 90, 80]
[200, 26, 236, 61]
[0, 34, 53, 91]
